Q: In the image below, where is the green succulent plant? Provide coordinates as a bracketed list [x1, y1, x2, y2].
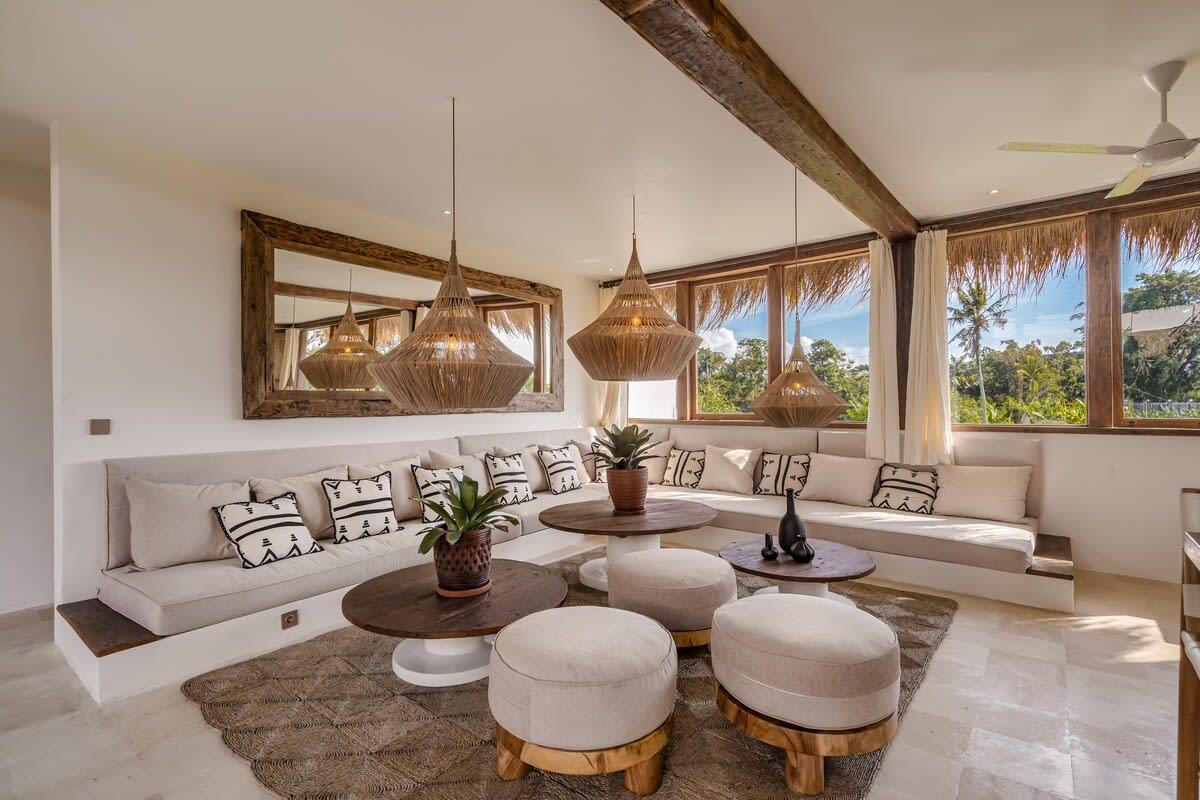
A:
[593, 424, 661, 471]
[416, 475, 519, 554]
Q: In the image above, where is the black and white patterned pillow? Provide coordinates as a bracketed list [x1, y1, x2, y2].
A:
[537, 446, 582, 495]
[411, 465, 465, 524]
[756, 453, 811, 496]
[871, 464, 939, 514]
[662, 448, 705, 488]
[322, 472, 400, 542]
[213, 492, 323, 569]
[590, 442, 610, 483]
[485, 453, 535, 505]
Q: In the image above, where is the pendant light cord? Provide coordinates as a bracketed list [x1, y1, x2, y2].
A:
[451, 96, 456, 242]
[793, 168, 800, 330]
[632, 194, 637, 241]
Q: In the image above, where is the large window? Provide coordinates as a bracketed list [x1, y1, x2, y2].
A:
[693, 273, 769, 416]
[785, 255, 870, 421]
[1119, 204, 1200, 424]
[947, 219, 1087, 426]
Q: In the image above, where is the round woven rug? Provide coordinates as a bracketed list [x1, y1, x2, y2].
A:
[182, 547, 957, 799]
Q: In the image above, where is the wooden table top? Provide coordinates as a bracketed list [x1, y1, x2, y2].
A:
[341, 559, 567, 639]
[719, 538, 876, 583]
[538, 498, 717, 536]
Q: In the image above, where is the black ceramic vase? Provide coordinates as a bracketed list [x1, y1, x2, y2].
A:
[778, 488, 814, 564]
[761, 533, 779, 560]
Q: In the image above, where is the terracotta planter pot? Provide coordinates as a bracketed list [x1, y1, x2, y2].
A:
[607, 467, 649, 515]
[432, 527, 492, 598]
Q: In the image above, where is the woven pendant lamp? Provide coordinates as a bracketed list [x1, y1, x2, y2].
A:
[568, 198, 701, 381]
[298, 275, 381, 391]
[368, 99, 532, 412]
[749, 170, 848, 427]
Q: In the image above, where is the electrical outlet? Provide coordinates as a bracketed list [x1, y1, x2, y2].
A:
[281, 610, 299, 629]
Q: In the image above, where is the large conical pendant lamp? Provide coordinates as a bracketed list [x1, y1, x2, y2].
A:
[298, 271, 381, 390]
[749, 170, 848, 427]
[368, 99, 533, 412]
[568, 197, 700, 381]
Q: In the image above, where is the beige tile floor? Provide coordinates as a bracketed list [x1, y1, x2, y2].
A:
[0, 569, 1180, 800]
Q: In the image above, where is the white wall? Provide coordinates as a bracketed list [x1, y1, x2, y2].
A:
[51, 124, 599, 604]
[0, 161, 52, 613]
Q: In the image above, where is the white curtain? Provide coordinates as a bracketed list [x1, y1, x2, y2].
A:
[903, 229, 954, 465]
[595, 285, 628, 428]
[275, 328, 301, 389]
[414, 305, 429, 329]
[865, 238, 900, 461]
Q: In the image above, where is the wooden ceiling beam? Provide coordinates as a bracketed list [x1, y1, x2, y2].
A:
[600, 0, 918, 241]
[273, 281, 420, 310]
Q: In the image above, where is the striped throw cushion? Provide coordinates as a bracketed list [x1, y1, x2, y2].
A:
[871, 464, 938, 514]
[662, 448, 705, 489]
[322, 472, 400, 543]
[485, 453, 535, 505]
[537, 446, 582, 495]
[590, 442, 610, 483]
[411, 465, 466, 524]
[755, 452, 811, 496]
[214, 492, 323, 569]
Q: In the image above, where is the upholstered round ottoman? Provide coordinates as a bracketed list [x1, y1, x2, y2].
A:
[488, 605, 677, 796]
[608, 548, 737, 647]
[711, 594, 900, 795]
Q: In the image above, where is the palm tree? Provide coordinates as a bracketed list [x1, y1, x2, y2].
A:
[949, 282, 1011, 423]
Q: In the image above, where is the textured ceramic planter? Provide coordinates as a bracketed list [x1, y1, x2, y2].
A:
[607, 467, 649, 515]
[432, 527, 492, 597]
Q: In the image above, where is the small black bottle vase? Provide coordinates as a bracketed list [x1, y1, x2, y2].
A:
[778, 488, 814, 564]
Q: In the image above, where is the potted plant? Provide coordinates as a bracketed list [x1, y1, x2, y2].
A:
[594, 424, 661, 515]
[417, 475, 518, 598]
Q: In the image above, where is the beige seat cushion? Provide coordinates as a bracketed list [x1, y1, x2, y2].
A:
[126, 477, 249, 570]
[711, 594, 900, 731]
[698, 445, 761, 495]
[488, 606, 677, 750]
[608, 548, 737, 631]
[509, 483, 610, 536]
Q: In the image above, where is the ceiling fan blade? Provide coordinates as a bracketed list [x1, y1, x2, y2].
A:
[1106, 164, 1159, 199]
[1000, 141, 1140, 155]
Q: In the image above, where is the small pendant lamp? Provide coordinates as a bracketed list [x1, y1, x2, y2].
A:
[369, 98, 533, 411]
[298, 270, 382, 391]
[749, 170, 848, 427]
[568, 196, 701, 381]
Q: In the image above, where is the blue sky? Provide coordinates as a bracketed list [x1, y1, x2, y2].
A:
[700, 248, 1194, 363]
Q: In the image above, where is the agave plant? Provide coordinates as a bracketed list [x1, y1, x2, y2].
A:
[593, 424, 660, 471]
[416, 475, 519, 554]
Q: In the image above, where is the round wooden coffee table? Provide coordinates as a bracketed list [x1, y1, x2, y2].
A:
[342, 559, 567, 687]
[539, 498, 717, 592]
[719, 538, 875, 607]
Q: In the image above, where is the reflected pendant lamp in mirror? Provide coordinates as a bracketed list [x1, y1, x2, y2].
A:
[750, 316, 848, 427]
[368, 99, 532, 412]
[569, 199, 701, 381]
[298, 280, 381, 391]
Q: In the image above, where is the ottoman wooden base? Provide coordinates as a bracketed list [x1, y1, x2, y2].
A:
[496, 717, 672, 796]
[715, 683, 896, 795]
[671, 627, 711, 648]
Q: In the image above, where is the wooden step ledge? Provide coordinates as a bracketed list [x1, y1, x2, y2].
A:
[57, 599, 161, 657]
[1027, 534, 1074, 580]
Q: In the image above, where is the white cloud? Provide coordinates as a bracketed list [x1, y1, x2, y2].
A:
[787, 337, 868, 365]
[700, 327, 738, 358]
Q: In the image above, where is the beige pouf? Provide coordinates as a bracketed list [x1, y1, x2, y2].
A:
[488, 605, 677, 796]
[608, 548, 737, 647]
[710, 594, 900, 795]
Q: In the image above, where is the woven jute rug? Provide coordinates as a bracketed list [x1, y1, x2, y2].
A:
[182, 548, 957, 799]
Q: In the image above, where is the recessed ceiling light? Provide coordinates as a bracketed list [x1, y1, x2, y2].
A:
[988, 188, 1001, 195]
[442, 209, 452, 215]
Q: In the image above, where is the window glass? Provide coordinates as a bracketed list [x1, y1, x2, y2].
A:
[694, 275, 768, 414]
[374, 313, 410, 354]
[487, 306, 537, 393]
[628, 284, 681, 418]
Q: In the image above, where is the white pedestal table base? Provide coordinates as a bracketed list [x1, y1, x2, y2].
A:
[392, 636, 491, 687]
[753, 581, 856, 607]
[578, 533, 662, 592]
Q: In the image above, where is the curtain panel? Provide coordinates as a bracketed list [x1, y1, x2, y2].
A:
[595, 285, 628, 427]
[903, 230, 954, 465]
[866, 239, 900, 461]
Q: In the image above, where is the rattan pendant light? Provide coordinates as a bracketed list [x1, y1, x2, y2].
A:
[568, 197, 701, 381]
[368, 99, 533, 412]
[749, 170, 849, 428]
[298, 271, 382, 390]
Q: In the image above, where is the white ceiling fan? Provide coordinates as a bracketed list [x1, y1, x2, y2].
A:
[1000, 60, 1198, 199]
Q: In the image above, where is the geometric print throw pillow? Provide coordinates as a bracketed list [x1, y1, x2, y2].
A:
[590, 442, 610, 484]
[411, 465, 466, 525]
[537, 446, 582, 495]
[755, 452, 811, 496]
[213, 492, 323, 569]
[322, 472, 400, 543]
[870, 464, 938, 515]
[661, 448, 705, 489]
[484, 453, 536, 505]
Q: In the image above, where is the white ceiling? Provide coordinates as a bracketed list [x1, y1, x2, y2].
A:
[2, 1, 1199, 278]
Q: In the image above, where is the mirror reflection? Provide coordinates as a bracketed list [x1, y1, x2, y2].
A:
[271, 250, 550, 394]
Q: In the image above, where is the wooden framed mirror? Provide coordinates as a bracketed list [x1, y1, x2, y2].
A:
[242, 211, 564, 419]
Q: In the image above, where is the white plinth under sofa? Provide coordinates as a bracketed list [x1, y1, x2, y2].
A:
[55, 424, 1072, 703]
